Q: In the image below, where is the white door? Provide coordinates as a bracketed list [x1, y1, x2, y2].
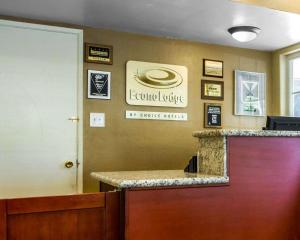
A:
[0, 20, 83, 198]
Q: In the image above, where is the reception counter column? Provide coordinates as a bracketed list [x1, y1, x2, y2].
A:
[197, 135, 228, 176]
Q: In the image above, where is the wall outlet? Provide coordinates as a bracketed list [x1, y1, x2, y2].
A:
[90, 113, 105, 127]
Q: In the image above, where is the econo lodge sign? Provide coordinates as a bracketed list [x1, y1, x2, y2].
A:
[126, 61, 188, 108]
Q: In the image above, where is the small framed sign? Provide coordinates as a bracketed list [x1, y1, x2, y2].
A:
[203, 59, 223, 78]
[88, 70, 111, 99]
[201, 80, 224, 100]
[85, 43, 113, 65]
[204, 103, 222, 128]
[234, 70, 266, 116]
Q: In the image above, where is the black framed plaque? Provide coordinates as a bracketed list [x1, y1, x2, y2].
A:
[88, 70, 111, 99]
[85, 43, 113, 65]
[204, 103, 222, 128]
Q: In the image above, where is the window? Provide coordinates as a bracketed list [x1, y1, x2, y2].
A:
[287, 55, 300, 116]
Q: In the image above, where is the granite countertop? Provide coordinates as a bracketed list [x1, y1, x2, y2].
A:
[90, 170, 229, 188]
[193, 129, 300, 138]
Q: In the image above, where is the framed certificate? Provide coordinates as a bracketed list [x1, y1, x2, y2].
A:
[88, 70, 111, 100]
[234, 70, 266, 116]
[201, 80, 224, 100]
[203, 59, 223, 78]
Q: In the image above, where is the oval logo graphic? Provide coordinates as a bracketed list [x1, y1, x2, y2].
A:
[135, 67, 183, 89]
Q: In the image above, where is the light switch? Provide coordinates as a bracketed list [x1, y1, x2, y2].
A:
[90, 113, 105, 127]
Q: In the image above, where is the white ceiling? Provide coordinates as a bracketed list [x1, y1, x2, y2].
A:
[1, 0, 300, 51]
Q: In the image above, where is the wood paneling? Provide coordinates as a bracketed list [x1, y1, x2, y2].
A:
[105, 192, 121, 240]
[4, 192, 120, 240]
[125, 137, 300, 240]
[8, 208, 105, 240]
[295, 203, 300, 239]
[7, 193, 105, 214]
[0, 200, 6, 240]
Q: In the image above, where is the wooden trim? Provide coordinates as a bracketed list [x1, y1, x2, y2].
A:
[120, 190, 126, 240]
[105, 192, 120, 240]
[7, 193, 105, 215]
[0, 200, 6, 240]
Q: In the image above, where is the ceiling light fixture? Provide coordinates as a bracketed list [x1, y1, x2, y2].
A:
[228, 26, 261, 42]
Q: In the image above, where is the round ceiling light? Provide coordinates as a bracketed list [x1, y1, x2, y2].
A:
[228, 26, 261, 42]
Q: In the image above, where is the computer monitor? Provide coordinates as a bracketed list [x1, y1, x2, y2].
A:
[264, 116, 300, 131]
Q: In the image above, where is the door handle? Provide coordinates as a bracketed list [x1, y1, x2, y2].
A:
[68, 117, 79, 122]
[65, 161, 74, 168]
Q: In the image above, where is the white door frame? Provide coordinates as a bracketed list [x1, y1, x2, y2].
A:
[0, 19, 84, 193]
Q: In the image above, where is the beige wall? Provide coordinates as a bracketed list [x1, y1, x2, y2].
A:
[84, 27, 273, 192]
[0, 16, 273, 193]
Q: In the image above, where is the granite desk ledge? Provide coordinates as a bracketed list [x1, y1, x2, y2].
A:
[90, 170, 229, 189]
[193, 129, 300, 138]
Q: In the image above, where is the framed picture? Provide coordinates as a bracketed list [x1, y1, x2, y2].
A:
[88, 70, 111, 99]
[234, 70, 266, 116]
[85, 43, 113, 65]
[204, 103, 222, 128]
[201, 80, 224, 100]
[203, 59, 223, 78]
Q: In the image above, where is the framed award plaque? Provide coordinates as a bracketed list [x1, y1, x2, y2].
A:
[85, 43, 113, 65]
[204, 103, 222, 128]
[88, 70, 111, 100]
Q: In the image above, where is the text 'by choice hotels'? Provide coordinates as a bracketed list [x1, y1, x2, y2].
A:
[129, 89, 185, 105]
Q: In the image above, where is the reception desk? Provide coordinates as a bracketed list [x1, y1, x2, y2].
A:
[91, 130, 300, 240]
